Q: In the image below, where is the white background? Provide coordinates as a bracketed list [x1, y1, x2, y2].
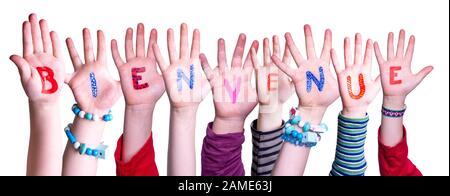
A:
[0, 0, 448, 176]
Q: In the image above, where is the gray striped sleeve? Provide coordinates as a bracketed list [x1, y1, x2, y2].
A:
[251, 119, 284, 176]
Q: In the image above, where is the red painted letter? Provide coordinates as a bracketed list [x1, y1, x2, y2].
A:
[36, 66, 58, 94]
[267, 73, 279, 91]
[132, 67, 149, 90]
[347, 74, 366, 99]
[389, 66, 402, 85]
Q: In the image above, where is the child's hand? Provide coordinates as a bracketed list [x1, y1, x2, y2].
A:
[251, 36, 294, 111]
[10, 14, 65, 103]
[374, 30, 433, 106]
[199, 34, 258, 122]
[65, 29, 121, 114]
[272, 25, 338, 111]
[331, 34, 381, 117]
[111, 24, 165, 108]
[152, 24, 209, 109]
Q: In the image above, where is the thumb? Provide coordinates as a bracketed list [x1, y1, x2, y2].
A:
[10, 55, 31, 81]
[413, 65, 433, 87]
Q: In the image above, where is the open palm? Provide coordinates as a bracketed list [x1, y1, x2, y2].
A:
[332, 34, 380, 110]
[273, 25, 338, 108]
[200, 34, 258, 119]
[66, 29, 121, 114]
[112, 24, 165, 106]
[152, 24, 209, 108]
[374, 30, 433, 97]
[251, 36, 294, 108]
[10, 14, 64, 103]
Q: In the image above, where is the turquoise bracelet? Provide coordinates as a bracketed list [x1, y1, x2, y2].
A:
[282, 107, 328, 147]
[71, 104, 113, 122]
[64, 123, 108, 159]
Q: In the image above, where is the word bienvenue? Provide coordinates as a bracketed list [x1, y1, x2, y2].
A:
[35, 65, 404, 102]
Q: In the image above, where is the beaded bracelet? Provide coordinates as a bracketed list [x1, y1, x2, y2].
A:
[381, 105, 406, 118]
[282, 107, 328, 147]
[71, 104, 113, 122]
[64, 123, 108, 159]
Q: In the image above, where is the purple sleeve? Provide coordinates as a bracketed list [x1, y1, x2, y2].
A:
[201, 122, 245, 176]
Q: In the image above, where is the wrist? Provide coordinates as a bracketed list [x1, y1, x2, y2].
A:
[257, 105, 283, 132]
[383, 95, 406, 110]
[29, 100, 59, 109]
[125, 103, 156, 113]
[171, 105, 198, 116]
[342, 106, 368, 118]
[212, 116, 245, 134]
[297, 106, 327, 124]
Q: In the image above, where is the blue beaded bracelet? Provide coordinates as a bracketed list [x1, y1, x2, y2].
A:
[282, 107, 329, 147]
[72, 104, 113, 122]
[64, 123, 108, 159]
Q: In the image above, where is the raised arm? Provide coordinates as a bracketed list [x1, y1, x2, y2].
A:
[111, 24, 164, 175]
[374, 30, 432, 176]
[199, 34, 259, 176]
[10, 14, 65, 175]
[62, 29, 121, 175]
[271, 25, 339, 175]
[330, 33, 381, 176]
[152, 24, 209, 176]
[249, 36, 294, 176]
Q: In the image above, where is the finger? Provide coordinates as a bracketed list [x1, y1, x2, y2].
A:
[217, 38, 227, 72]
[136, 23, 146, 57]
[152, 43, 168, 72]
[125, 28, 135, 60]
[29, 14, 43, 53]
[97, 30, 106, 62]
[22, 21, 32, 57]
[373, 41, 386, 65]
[320, 29, 332, 61]
[180, 23, 189, 59]
[344, 37, 352, 68]
[387, 32, 394, 60]
[363, 39, 373, 67]
[271, 55, 294, 78]
[199, 53, 214, 82]
[405, 35, 415, 66]
[374, 74, 381, 93]
[396, 29, 405, 57]
[273, 35, 281, 58]
[111, 39, 125, 67]
[304, 24, 317, 59]
[50, 31, 62, 58]
[413, 66, 433, 86]
[66, 38, 83, 70]
[263, 38, 271, 67]
[250, 47, 260, 70]
[39, 19, 52, 54]
[83, 28, 95, 63]
[147, 28, 158, 60]
[243, 40, 259, 70]
[281, 42, 291, 64]
[190, 29, 200, 59]
[331, 48, 342, 74]
[354, 33, 362, 65]
[231, 33, 246, 69]
[167, 28, 177, 64]
[285, 32, 305, 67]
[10, 55, 31, 81]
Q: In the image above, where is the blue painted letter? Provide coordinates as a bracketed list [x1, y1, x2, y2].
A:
[177, 64, 195, 91]
[306, 66, 325, 92]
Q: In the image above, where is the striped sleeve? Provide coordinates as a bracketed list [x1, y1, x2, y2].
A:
[251, 119, 284, 176]
[330, 113, 369, 176]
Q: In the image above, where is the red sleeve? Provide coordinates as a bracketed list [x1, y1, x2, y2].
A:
[115, 133, 159, 176]
[378, 126, 422, 176]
